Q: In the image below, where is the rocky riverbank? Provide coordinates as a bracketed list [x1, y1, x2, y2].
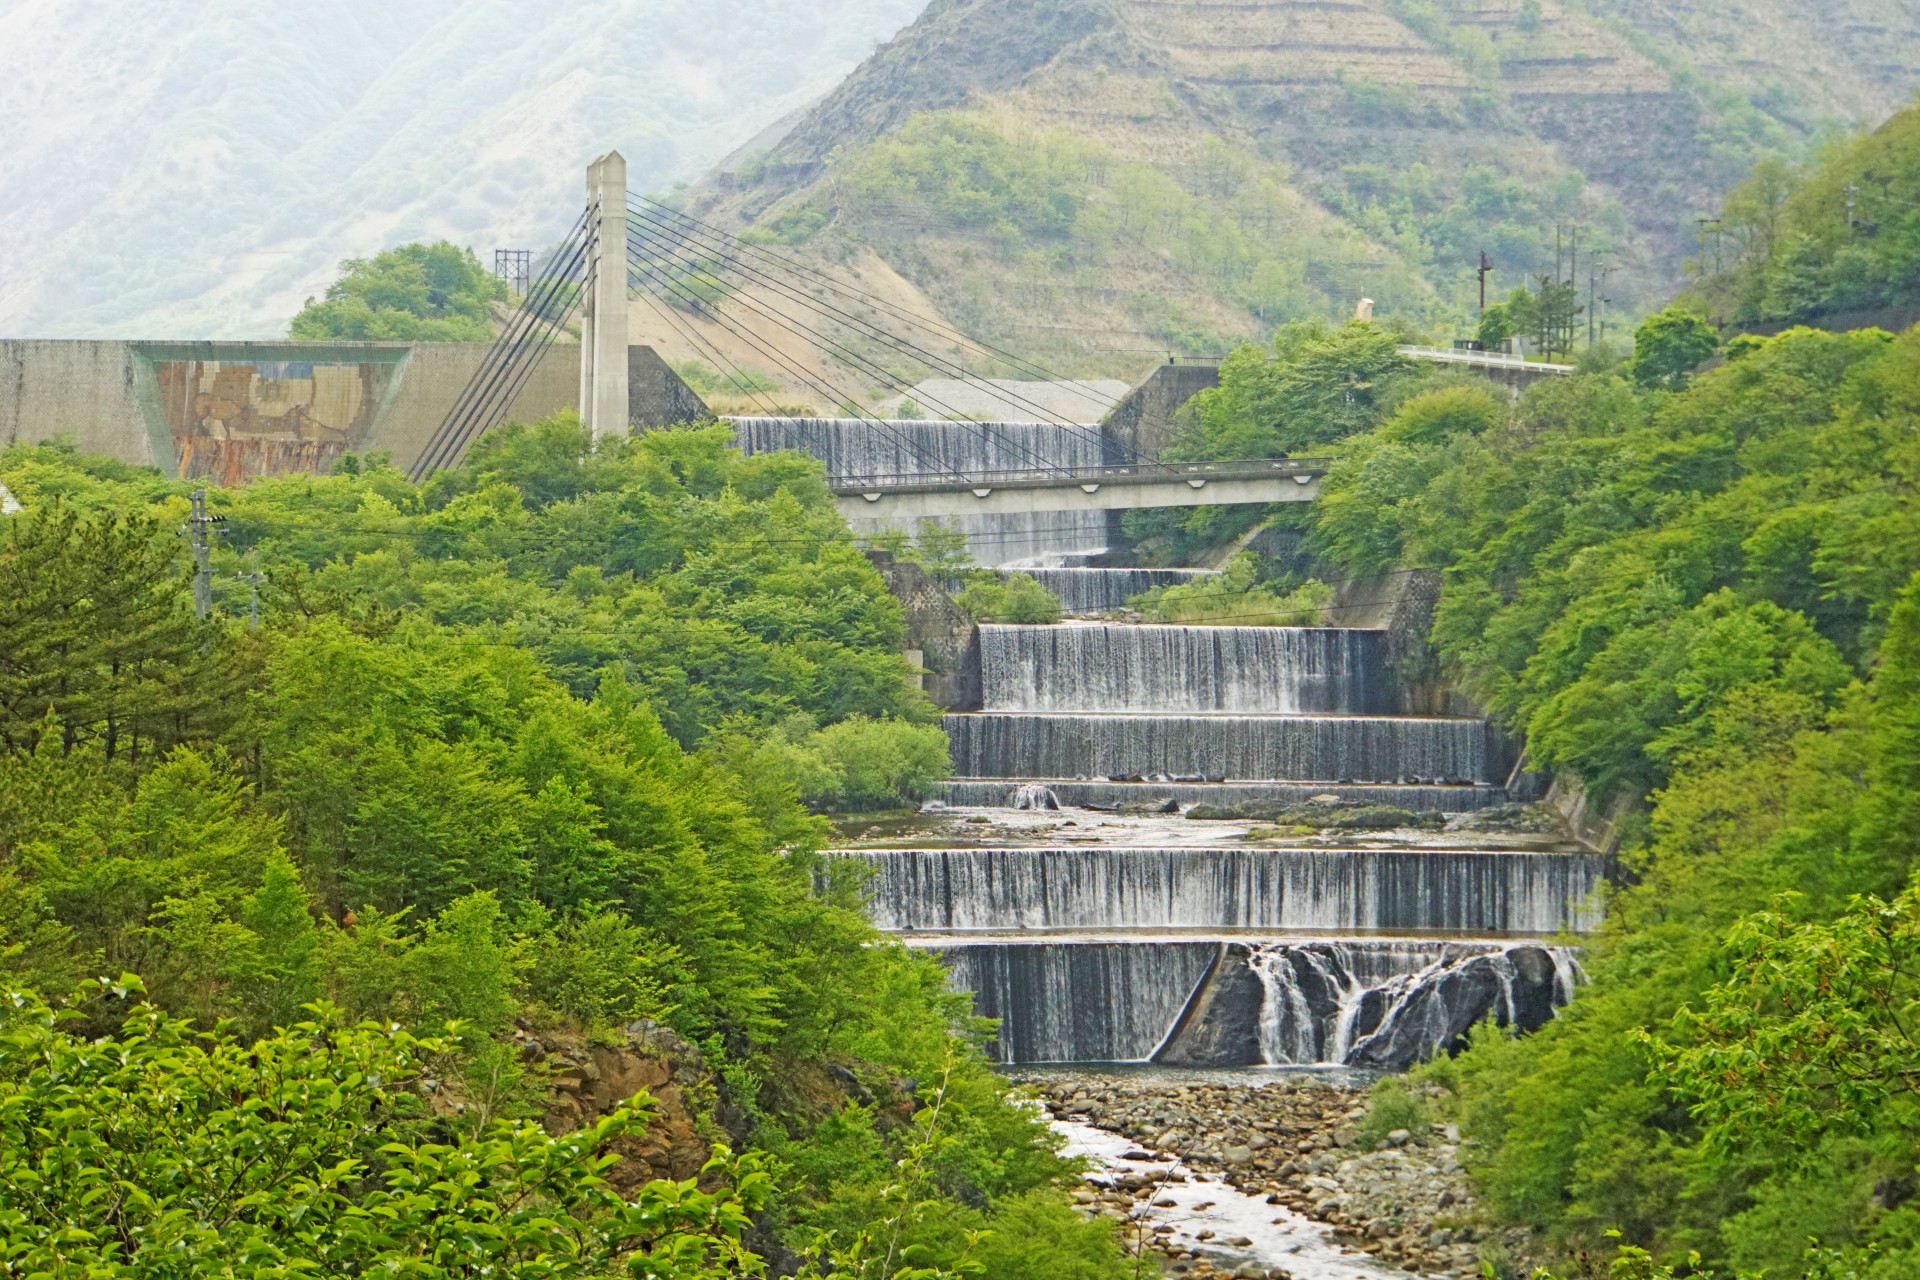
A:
[1034, 1075, 1542, 1279]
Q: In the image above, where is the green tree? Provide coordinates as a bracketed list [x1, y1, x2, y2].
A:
[0, 503, 221, 763]
[1630, 305, 1720, 388]
[1476, 300, 1517, 349]
[289, 241, 505, 341]
[0, 984, 771, 1278]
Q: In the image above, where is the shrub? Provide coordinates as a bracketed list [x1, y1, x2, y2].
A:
[953, 572, 1063, 623]
[1354, 1077, 1433, 1149]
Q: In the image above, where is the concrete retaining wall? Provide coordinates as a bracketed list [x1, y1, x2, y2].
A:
[0, 339, 704, 481]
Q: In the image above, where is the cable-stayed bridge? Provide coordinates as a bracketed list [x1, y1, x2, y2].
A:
[410, 150, 1570, 520]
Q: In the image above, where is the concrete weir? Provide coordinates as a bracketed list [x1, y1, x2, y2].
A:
[763, 382, 1596, 1073]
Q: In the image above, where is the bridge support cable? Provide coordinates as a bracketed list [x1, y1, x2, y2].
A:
[629, 195, 1131, 437]
[409, 211, 591, 481]
[415, 221, 589, 480]
[626, 220, 1090, 481]
[626, 202, 1117, 465]
[626, 231, 982, 479]
[625, 200, 1137, 465]
[631, 284, 798, 422]
[411, 210, 586, 478]
[625, 234, 955, 478]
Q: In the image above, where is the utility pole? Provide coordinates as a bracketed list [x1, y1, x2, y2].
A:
[1846, 181, 1859, 232]
[1477, 250, 1493, 313]
[241, 550, 264, 631]
[186, 489, 225, 619]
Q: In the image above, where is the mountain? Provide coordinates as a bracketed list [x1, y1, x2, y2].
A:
[0, 0, 929, 338]
[667, 0, 1920, 377]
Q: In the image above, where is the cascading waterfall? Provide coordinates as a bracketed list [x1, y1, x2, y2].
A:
[979, 624, 1391, 714]
[754, 403, 1601, 1074]
[843, 848, 1606, 935]
[1015, 567, 1217, 615]
[728, 416, 1113, 567]
[945, 712, 1498, 784]
[940, 779, 1509, 810]
[928, 939, 1580, 1069]
[933, 940, 1219, 1065]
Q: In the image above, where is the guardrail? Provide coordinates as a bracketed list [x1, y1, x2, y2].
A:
[1397, 345, 1577, 373]
[829, 457, 1335, 495]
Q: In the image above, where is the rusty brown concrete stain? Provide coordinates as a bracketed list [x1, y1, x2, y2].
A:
[156, 359, 378, 484]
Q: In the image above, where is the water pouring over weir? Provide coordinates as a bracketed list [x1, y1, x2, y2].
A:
[741, 412, 1599, 1076]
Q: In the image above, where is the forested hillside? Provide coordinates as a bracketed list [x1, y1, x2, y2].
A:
[1142, 306, 1920, 1275]
[1695, 102, 1920, 329]
[668, 0, 1920, 376]
[0, 420, 1121, 1278]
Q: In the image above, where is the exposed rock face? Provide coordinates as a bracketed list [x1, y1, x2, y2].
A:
[1154, 943, 1265, 1067]
[528, 1020, 723, 1188]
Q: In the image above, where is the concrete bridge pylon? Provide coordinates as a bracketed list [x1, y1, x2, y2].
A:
[580, 151, 629, 439]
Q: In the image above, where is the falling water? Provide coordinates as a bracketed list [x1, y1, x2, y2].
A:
[842, 847, 1605, 935]
[979, 624, 1390, 714]
[1015, 567, 1218, 615]
[755, 404, 1601, 1076]
[945, 712, 1500, 783]
[929, 939, 1579, 1068]
[729, 416, 1114, 566]
[939, 779, 1509, 810]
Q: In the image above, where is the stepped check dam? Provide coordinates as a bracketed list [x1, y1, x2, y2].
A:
[738, 411, 1602, 1074]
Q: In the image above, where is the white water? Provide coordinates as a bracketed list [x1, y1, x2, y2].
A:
[844, 847, 1606, 934]
[1018, 567, 1217, 614]
[1055, 1117, 1426, 1279]
[979, 623, 1390, 714]
[729, 416, 1114, 566]
[945, 712, 1499, 784]
[932, 938, 1580, 1066]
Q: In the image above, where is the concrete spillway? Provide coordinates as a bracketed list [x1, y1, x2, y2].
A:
[759, 410, 1594, 1071]
[1016, 567, 1216, 615]
[979, 624, 1393, 714]
[934, 938, 1580, 1069]
[841, 847, 1604, 935]
[730, 416, 1113, 567]
[945, 711, 1500, 785]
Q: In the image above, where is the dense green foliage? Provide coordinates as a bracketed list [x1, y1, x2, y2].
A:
[952, 572, 1064, 625]
[1167, 317, 1920, 1275]
[0, 419, 1124, 1280]
[1698, 100, 1920, 326]
[289, 241, 505, 341]
[1129, 553, 1332, 627]
[0, 985, 770, 1278]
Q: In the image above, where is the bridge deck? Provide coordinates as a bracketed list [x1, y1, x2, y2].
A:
[832, 457, 1329, 519]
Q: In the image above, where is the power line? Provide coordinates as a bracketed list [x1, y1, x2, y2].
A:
[626, 231, 1001, 479]
[411, 213, 592, 480]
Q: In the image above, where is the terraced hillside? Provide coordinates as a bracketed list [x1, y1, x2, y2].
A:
[657, 0, 1920, 377]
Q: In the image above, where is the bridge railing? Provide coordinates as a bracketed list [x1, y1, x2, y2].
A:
[1397, 345, 1577, 373]
[830, 457, 1334, 494]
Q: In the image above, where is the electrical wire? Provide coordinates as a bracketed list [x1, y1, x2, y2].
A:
[626, 232, 973, 478]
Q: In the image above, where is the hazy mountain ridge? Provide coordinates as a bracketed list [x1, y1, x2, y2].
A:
[0, 0, 929, 338]
[682, 0, 1920, 373]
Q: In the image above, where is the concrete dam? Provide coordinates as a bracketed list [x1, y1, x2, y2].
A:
[741, 413, 1597, 1072]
